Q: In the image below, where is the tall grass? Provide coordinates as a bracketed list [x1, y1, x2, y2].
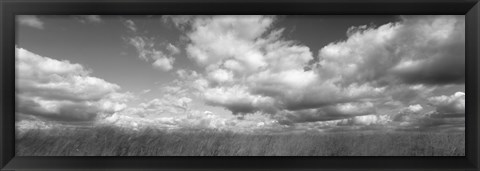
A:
[16, 126, 465, 156]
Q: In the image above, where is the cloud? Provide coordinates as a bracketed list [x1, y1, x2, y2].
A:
[386, 84, 437, 104]
[124, 20, 175, 71]
[16, 47, 130, 122]
[104, 76, 282, 132]
[124, 19, 137, 32]
[249, 69, 317, 90]
[127, 36, 155, 61]
[167, 43, 180, 55]
[203, 85, 277, 114]
[169, 15, 387, 122]
[138, 95, 192, 115]
[207, 68, 234, 83]
[162, 69, 207, 97]
[17, 15, 44, 29]
[407, 104, 423, 113]
[382, 100, 464, 132]
[116, 73, 201, 119]
[253, 80, 383, 112]
[391, 104, 426, 122]
[16, 48, 119, 101]
[126, 36, 174, 71]
[174, 16, 318, 114]
[292, 100, 461, 133]
[17, 97, 97, 121]
[184, 15, 274, 70]
[318, 15, 464, 86]
[75, 15, 102, 23]
[428, 92, 465, 114]
[156, 15, 465, 131]
[152, 56, 174, 71]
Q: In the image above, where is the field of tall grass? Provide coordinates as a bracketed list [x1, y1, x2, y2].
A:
[16, 126, 465, 156]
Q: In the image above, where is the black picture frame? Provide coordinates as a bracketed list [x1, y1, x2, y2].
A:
[1, 0, 479, 170]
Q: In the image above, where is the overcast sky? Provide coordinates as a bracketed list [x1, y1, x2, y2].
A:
[15, 15, 465, 133]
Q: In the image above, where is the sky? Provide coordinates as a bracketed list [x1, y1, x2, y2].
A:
[15, 15, 465, 134]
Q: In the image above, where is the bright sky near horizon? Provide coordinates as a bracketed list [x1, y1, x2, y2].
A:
[15, 15, 465, 133]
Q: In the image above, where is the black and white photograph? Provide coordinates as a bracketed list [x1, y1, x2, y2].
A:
[15, 15, 465, 156]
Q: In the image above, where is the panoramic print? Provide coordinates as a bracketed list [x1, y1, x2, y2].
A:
[15, 15, 465, 156]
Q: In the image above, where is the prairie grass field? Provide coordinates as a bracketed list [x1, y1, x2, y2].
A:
[16, 126, 465, 156]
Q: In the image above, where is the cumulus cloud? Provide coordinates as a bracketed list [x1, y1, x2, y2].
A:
[391, 104, 426, 122]
[16, 47, 131, 122]
[184, 15, 275, 70]
[407, 104, 423, 113]
[318, 15, 464, 86]
[168, 15, 384, 120]
[167, 43, 180, 55]
[16, 48, 119, 101]
[207, 68, 234, 83]
[116, 15, 464, 132]
[160, 15, 466, 127]
[152, 56, 174, 71]
[250, 74, 384, 111]
[17, 15, 44, 29]
[428, 92, 465, 114]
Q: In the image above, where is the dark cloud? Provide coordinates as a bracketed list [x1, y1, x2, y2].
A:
[17, 96, 99, 122]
